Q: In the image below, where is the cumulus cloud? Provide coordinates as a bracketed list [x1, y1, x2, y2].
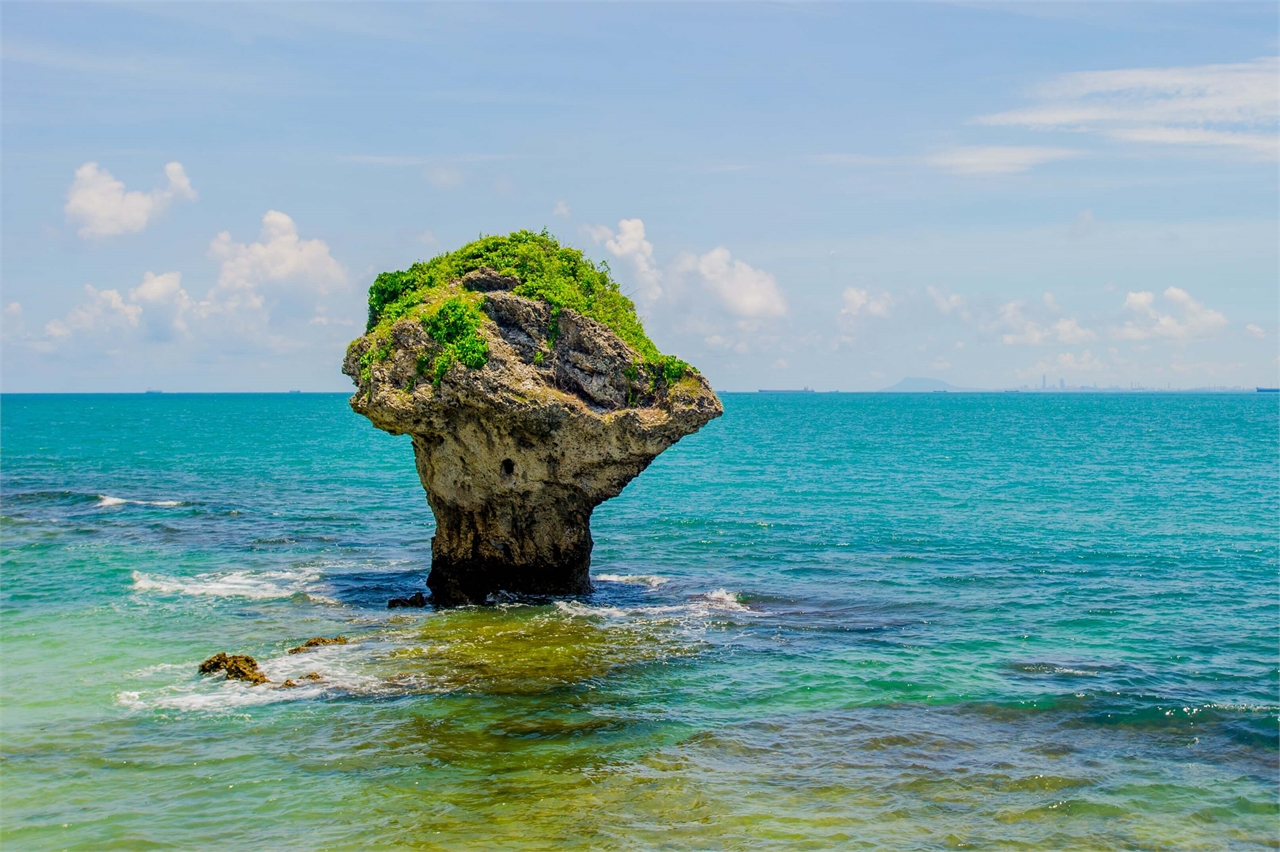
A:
[587, 218, 663, 300]
[45, 285, 142, 338]
[1246, 323, 1266, 339]
[1054, 317, 1097, 344]
[130, 271, 196, 339]
[841, 287, 894, 318]
[1114, 286, 1228, 341]
[65, 161, 197, 238]
[1056, 349, 1107, 372]
[674, 247, 787, 318]
[553, 201, 571, 218]
[208, 210, 346, 312]
[40, 211, 345, 351]
[976, 57, 1279, 160]
[1017, 348, 1110, 381]
[927, 285, 965, 315]
[998, 301, 1096, 345]
[928, 146, 1080, 174]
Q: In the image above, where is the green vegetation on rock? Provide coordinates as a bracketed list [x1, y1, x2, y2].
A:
[364, 229, 690, 380]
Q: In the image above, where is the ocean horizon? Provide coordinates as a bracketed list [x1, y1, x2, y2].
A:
[2, 391, 1275, 849]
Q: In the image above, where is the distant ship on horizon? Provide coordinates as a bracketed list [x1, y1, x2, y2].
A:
[758, 387, 815, 393]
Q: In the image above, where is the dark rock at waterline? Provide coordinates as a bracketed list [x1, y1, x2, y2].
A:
[287, 636, 347, 654]
[282, 671, 324, 688]
[198, 652, 269, 685]
[388, 591, 427, 609]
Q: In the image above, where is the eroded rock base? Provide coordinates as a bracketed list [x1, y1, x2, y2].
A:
[427, 549, 593, 607]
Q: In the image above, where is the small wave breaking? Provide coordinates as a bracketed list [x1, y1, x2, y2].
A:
[131, 568, 325, 601]
[98, 494, 186, 508]
[595, 573, 669, 588]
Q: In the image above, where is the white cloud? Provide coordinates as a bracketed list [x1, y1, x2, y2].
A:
[40, 211, 345, 351]
[553, 201, 571, 218]
[931, 357, 951, 370]
[1114, 286, 1228, 341]
[928, 146, 1080, 174]
[65, 161, 197, 238]
[841, 287, 894, 318]
[998, 301, 1050, 344]
[45, 285, 142, 338]
[674, 247, 786, 318]
[927, 285, 965, 314]
[1053, 317, 1097, 344]
[130, 271, 195, 339]
[1043, 291, 1061, 311]
[4, 302, 22, 317]
[588, 219, 663, 300]
[1017, 348, 1110, 381]
[977, 57, 1279, 160]
[208, 210, 346, 312]
[1246, 323, 1266, 339]
[1056, 349, 1106, 372]
[998, 301, 1095, 344]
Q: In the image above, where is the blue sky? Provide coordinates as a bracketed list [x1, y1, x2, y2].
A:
[2, 2, 1276, 392]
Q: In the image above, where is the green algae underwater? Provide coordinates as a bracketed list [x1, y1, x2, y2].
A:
[2, 392, 1277, 850]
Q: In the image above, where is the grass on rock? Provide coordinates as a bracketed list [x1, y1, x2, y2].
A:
[362, 230, 690, 381]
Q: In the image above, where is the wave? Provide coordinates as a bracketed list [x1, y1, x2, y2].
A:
[131, 568, 325, 601]
[595, 573, 669, 588]
[116, 642, 390, 713]
[702, 588, 751, 613]
[98, 494, 186, 508]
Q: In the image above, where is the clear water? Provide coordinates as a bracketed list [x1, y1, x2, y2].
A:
[2, 392, 1276, 850]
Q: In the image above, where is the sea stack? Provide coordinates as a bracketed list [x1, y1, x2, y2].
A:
[343, 231, 721, 606]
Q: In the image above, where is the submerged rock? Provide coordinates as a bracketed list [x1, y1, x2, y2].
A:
[344, 232, 721, 606]
[198, 652, 269, 685]
[388, 591, 427, 609]
[287, 636, 348, 654]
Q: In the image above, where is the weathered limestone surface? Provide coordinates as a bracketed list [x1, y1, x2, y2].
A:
[342, 270, 722, 606]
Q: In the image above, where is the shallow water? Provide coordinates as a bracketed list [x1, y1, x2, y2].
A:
[2, 392, 1276, 850]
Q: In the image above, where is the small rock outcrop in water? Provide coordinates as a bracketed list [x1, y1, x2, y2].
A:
[344, 231, 721, 606]
[388, 592, 427, 609]
[287, 636, 348, 654]
[198, 652, 269, 685]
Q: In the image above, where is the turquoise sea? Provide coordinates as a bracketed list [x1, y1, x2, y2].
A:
[1, 392, 1276, 850]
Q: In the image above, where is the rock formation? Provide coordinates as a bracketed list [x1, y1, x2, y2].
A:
[198, 652, 269, 685]
[343, 234, 721, 606]
[287, 636, 347, 654]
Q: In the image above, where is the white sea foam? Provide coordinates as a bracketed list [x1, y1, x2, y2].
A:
[702, 588, 750, 612]
[98, 494, 184, 508]
[554, 600, 631, 619]
[131, 568, 323, 600]
[118, 644, 385, 713]
[595, 573, 669, 588]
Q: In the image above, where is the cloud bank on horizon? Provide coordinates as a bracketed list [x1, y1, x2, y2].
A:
[1, 3, 1275, 391]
